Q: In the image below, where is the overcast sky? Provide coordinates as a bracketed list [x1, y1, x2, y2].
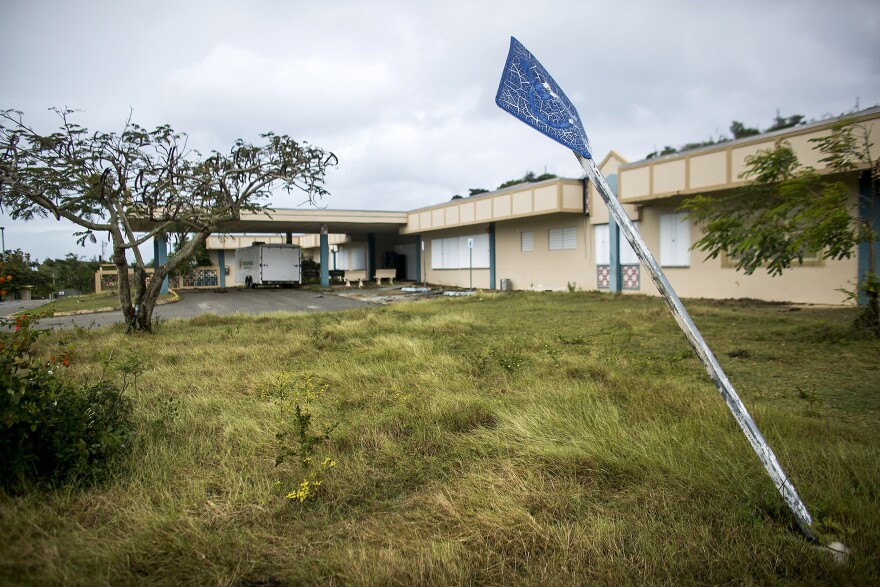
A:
[2, 0, 879, 262]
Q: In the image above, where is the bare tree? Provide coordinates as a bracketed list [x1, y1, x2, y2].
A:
[0, 108, 337, 332]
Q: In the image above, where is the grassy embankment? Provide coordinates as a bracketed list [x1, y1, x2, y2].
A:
[1, 292, 878, 585]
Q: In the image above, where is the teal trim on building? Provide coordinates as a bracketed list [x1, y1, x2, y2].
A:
[858, 169, 879, 306]
[367, 233, 376, 280]
[606, 173, 622, 293]
[153, 235, 168, 294]
[415, 235, 422, 283]
[320, 233, 329, 287]
[489, 223, 496, 290]
[218, 250, 226, 288]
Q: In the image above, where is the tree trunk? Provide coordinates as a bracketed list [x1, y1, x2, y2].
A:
[113, 229, 211, 334]
[859, 286, 880, 336]
[113, 244, 139, 332]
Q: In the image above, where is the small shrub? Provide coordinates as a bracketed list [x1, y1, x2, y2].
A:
[0, 314, 135, 490]
[259, 370, 339, 503]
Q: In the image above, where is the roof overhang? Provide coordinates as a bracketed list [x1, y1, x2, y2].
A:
[130, 208, 409, 236]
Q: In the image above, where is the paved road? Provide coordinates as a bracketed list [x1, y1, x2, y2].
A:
[10, 288, 376, 330]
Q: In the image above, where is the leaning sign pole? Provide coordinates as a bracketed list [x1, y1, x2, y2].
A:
[495, 36, 815, 540]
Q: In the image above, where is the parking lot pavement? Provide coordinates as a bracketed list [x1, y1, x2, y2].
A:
[0, 298, 51, 318]
[29, 288, 376, 330]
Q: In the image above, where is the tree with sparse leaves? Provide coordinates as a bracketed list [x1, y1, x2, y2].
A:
[683, 119, 879, 334]
[0, 108, 337, 332]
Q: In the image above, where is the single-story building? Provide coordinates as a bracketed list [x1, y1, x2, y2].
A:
[153, 106, 879, 306]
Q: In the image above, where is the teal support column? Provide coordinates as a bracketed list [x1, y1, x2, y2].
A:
[608, 219, 622, 293]
[218, 250, 226, 288]
[320, 232, 329, 287]
[489, 222, 496, 290]
[367, 233, 376, 280]
[153, 235, 168, 294]
[415, 235, 422, 283]
[606, 173, 622, 293]
[857, 169, 879, 306]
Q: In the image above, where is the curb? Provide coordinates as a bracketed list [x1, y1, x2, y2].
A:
[47, 289, 181, 317]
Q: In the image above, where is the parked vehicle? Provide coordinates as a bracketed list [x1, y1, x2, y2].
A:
[235, 243, 302, 288]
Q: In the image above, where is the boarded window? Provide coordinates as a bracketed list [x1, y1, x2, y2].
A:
[431, 234, 490, 269]
[660, 212, 690, 267]
[548, 227, 577, 250]
[595, 223, 640, 265]
[336, 245, 367, 270]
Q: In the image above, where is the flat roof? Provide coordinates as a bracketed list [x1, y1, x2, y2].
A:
[131, 208, 408, 235]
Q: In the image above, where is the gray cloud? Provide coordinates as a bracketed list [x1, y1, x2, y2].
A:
[3, 0, 879, 260]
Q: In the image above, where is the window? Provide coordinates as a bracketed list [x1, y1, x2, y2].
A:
[548, 227, 577, 250]
[431, 234, 490, 269]
[660, 212, 690, 267]
[335, 245, 367, 270]
[595, 222, 639, 265]
[521, 231, 534, 252]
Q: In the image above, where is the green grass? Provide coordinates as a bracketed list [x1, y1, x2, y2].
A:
[2, 292, 879, 585]
[21, 291, 177, 315]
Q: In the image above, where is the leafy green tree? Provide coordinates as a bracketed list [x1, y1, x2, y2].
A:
[683, 120, 879, 333]
[468, 188, 488, 196]
[0, 109, 337, 332]
[496, 171, 558, 190]
[730, 121, 760, 139]
[0, 249, 49, 297]
[38, 254, 99, 295]
[766, 112, 806, 132]
[646, 145, 678, 160]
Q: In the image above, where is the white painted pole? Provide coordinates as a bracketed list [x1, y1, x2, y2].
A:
[578, 153, 815, 540]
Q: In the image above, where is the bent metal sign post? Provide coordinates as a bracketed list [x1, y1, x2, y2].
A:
[495, 36, 815, 540]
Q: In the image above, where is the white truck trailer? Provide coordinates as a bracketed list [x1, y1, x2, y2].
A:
[235, 243, 302, 288]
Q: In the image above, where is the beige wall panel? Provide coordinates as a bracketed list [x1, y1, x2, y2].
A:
[494, 216, 593, 292]
[424, 268, 491, 289]
[689, 151, 727, 189]
[512, 191, 533, 215]
[445, 206, 460, 225]
[561, 183, 582, 210]
[420, 211, 432, 230]
[621, 166, 650, 199]
[590, 186, 609, 224]
[460, 202, 475, 223]
[476, 199, 492, 221]
[730, 141, 773, 181]
[652, 159, 686, 194]
[867, 120, 880, 161]
[431, 209, 445, 227]
[406, 213, 420, 232]
[589, 189, 640, 225]
[493, 194, 512, 218]
[786, 131, 829, 169]
[534, 185, 558, 211]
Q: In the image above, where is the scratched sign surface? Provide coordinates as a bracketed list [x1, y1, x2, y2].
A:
[495, 37, 592, 159]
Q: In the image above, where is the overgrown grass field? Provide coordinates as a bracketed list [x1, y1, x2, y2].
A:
[2, 292, 878, 585]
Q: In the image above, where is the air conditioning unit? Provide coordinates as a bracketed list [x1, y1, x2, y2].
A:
[500, 278, 513, 291]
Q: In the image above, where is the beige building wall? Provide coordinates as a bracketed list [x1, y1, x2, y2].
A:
[494, 214, 596, 292]
[623, 192, 859, 305]
[421, 224, 494, 289]
[588, 151, 640, 225]
[618, 111, 880, 202]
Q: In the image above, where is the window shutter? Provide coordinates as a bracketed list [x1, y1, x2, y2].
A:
[595, 224, 609, 264]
